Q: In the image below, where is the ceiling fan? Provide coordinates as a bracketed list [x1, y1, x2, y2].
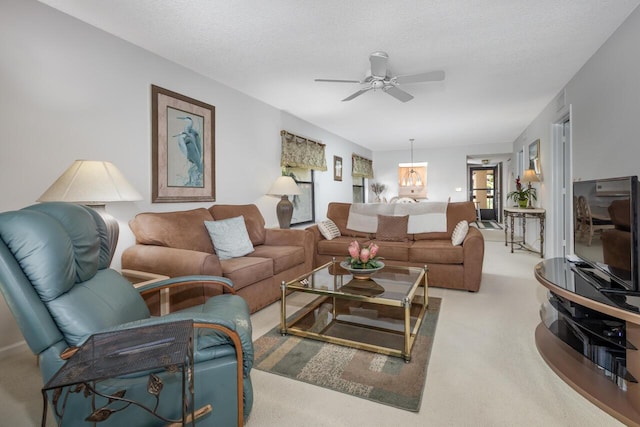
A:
[315, 51, 445, 103]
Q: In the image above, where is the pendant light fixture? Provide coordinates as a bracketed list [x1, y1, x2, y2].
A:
[401, 138, 423, 187]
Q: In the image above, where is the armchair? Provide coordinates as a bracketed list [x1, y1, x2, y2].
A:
[0, 202, 253, 426]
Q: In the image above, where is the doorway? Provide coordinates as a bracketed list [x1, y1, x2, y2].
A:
[470, 166, 499, 221]
[552, 112, 572, 258]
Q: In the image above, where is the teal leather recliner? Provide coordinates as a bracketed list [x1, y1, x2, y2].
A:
[0, 202, 253, 426]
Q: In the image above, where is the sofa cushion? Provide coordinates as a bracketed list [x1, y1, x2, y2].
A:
[317, 236, 370, 258]
[129, 208, 215, 253]
[414, 202, 476, 241]
[451, 220, 469, 246]
[376, 214, 409, 242]
[205, 216, 255, 260]
[317, 219, 341, 240]
[210, 204, 266, 246]
[219, 257, 273, 290]
[369, 240, 410, 261]
[326, 202, 371, 238]
[409, 240, 464, 264]
[250, 245, 305, 274]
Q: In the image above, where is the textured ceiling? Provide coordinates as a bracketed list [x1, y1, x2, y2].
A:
[38, 0, 640, 151]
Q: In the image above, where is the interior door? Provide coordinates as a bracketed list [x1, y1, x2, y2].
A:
[470, 166, 498, 221]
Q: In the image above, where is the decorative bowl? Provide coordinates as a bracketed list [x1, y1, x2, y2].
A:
[340, 278, 385, 297]
[339, 261, 385, 280]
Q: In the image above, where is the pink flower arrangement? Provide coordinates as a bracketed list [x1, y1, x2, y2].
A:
[346, 241, 383, 269]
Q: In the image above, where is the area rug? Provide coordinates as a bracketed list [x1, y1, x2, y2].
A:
[475, 220, 502, 229]
[253, 297, 441, 412]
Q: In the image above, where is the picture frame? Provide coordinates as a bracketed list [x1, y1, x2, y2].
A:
[151, 85, 215, 202]
[333, 156, 343, 181]
[528, 139, 540, 174]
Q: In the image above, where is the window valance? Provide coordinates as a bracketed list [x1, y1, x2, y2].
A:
[280, 130, 327, 171]
[352, 154, 374, 179]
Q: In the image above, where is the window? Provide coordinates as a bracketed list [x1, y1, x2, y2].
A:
[286, 167, 315, 226]
[353, 176, 365, 203]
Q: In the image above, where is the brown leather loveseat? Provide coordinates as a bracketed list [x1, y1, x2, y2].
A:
[306, 201, 484, 292]
[122, 204, 314, 313]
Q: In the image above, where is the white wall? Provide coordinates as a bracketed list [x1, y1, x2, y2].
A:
[373, 142, 512, 203]
[511, 5, 640, 258]
[0, 0, 372, 353]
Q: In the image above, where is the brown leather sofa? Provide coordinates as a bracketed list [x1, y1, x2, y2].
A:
[122, 204, 314, 313]
[306, 201, 484, 292]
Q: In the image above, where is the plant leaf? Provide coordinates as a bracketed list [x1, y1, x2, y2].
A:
[85, 408, 113, 422]
[147, 373, 163, 396]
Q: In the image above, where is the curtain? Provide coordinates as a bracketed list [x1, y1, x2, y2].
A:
[352, 154, 374, 178]
[280, 130, 327, 171]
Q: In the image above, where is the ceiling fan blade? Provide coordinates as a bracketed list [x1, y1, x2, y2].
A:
[395, 70, 445, 84]
[369, 51, 389, 77]
[342, 88, 372, 102]
[384, 85, 414, 102]
[315, 78, 361, 83]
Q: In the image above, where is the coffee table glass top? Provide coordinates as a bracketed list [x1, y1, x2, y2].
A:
[286, 260, 426, 302]
[281, 261, 428, 361]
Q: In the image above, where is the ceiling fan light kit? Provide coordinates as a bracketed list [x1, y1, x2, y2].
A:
[315, 51, 445, 103]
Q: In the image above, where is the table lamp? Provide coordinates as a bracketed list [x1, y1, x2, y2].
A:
[267, 176, 301, 229]
[37, 160, 143, 264]
[522, 168, 540, 208]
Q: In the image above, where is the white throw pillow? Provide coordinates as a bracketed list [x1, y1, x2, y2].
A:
[317, 219, 341, 240]
[204, 216, 254, 260]
[451, 220, 469, 246]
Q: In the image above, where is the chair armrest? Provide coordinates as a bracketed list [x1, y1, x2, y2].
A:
[136, 275, 236, 296]
[122, 245, 223, 277]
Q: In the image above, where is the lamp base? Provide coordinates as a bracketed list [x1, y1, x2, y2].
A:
[276, 196, 294, 229]
[88, 204, 119, 265]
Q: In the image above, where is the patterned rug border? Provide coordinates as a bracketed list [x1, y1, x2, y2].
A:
[252, 297, 441, 412]
[475, 220, 502, 229]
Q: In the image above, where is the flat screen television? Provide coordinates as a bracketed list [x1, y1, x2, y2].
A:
[572, 176, 639, 295]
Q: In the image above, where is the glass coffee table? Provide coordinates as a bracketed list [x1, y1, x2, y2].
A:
[280, 260, 428, 361]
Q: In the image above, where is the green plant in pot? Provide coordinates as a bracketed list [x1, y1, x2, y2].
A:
[507, 176, 536, 208]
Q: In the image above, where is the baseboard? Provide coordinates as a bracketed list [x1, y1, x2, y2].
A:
[0, 340, 29, 360]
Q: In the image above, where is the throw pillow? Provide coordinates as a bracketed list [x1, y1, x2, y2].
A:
[318, 219, 341, 240]
[204, 216, 255, 260]
[451, 220, 469, 246]
[376, 214, 409, 242]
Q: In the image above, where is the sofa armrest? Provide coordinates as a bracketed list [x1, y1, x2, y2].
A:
[305, 224, 323, 243]
[122, 245, 223, 277]
[461, 227, 485, 292]
[265, 228, 307, 246]
[265, 228, 315, 271]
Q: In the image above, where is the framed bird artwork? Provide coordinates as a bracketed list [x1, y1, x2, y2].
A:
[151, 85, 215, 202]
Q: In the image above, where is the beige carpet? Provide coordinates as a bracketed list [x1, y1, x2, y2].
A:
[0, 240, 624, 426]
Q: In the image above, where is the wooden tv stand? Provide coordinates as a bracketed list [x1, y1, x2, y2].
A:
[535, 258, 640, 426]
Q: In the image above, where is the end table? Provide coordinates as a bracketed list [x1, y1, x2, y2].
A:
[41, 320, 207, 426]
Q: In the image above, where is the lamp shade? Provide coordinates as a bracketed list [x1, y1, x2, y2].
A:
[522, 169, 540, 183]
[38, 160, 143, 205]
[267, 176, 301, 196]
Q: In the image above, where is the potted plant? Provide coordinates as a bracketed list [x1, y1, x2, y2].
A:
[507, 176, 536, 208]
[370, 182, 386, 202]
[340, 241, 385, 279]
